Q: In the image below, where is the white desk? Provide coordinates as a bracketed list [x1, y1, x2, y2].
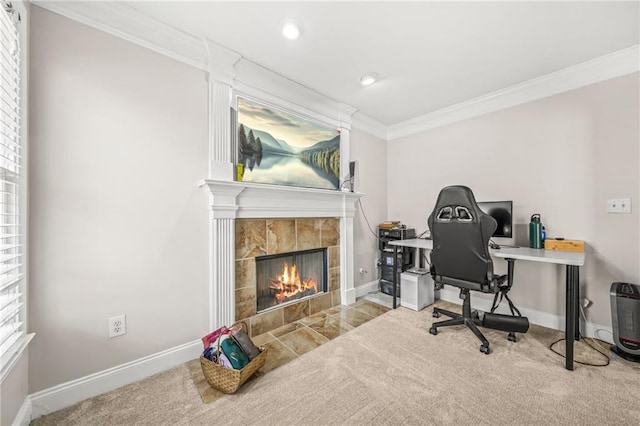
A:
[388, 238, 586, 371]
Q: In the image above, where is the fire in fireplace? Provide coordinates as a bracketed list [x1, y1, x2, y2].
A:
[255, 248, 327, 312]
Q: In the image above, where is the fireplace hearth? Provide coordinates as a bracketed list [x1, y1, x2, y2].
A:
[256, 248, 328, 313]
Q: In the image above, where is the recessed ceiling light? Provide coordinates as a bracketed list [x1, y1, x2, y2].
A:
[282, 21, 301, 40]
[360, 73, 378, 86]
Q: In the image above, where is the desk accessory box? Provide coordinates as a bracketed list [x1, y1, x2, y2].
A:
[544, 239, 585, 252]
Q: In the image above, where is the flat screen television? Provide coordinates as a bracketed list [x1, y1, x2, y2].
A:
[477, 201, 513, 238]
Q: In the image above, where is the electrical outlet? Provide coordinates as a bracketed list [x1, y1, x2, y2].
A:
[359, 267, 368, 274]
[606, 198, 631, 214]
[109, 315, 126, 338]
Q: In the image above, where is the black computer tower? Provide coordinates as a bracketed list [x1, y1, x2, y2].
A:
[610, 282, 640, 362]
[378, 227, 415, 297]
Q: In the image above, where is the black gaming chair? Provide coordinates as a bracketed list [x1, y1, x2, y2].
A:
[427, 185, 528, 354]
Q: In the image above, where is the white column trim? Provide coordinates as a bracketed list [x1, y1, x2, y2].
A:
[200, 183, 244, 330]
[341, 215, 357, 305]
[210, 218, 236, 330]
[208, 78, 234, 181]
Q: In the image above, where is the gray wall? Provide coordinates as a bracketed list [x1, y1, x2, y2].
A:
[29, 7, 210, 392]
[350, 127, 388, 287]
[387, 73, 640, 327]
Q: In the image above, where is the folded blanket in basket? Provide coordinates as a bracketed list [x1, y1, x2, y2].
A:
[220, 336, 249, 369]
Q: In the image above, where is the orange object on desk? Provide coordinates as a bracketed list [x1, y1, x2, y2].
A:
[544, 239, 585, 252]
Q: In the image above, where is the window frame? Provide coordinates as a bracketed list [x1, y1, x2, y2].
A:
[0, 0, 31, 383]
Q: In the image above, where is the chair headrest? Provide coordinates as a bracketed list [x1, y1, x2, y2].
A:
[428, 185, 495, 233]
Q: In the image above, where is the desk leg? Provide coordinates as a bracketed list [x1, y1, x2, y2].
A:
[575, 268, 580, 341]
[565, 265, 580, 371]
[392, 245, 398, 309]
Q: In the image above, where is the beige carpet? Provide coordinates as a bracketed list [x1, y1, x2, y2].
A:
[32, 303, 640, 425]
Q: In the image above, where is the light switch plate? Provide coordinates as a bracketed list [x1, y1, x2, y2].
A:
[606, 198, 631, 214]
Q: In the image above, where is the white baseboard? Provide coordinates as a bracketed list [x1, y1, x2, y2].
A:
[12, 396, 32, 426]
[355, 280, 379, 298]
[439, 288, 613, 344]
[29, 339, 202, 420]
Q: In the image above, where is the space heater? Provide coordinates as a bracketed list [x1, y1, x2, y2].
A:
[610, 282, 640, 362]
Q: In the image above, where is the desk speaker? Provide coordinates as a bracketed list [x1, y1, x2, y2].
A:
[610, 282, 640, 362]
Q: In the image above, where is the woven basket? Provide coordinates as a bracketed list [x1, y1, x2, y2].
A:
[200, 346, 267, 394]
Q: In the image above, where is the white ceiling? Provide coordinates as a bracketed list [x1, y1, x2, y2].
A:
[112, 2, 640, 126]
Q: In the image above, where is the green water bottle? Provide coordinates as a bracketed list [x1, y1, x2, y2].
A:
[529, 214, 542, 249]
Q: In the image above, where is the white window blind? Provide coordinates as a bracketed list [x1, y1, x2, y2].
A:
[0, 1, 25, 377]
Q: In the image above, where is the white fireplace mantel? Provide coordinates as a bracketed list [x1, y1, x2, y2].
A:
[199, 179, 364, 330]
[198, 179, 363, 219]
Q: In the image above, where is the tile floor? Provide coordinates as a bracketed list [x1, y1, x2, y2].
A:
[189, 298, 390, 403]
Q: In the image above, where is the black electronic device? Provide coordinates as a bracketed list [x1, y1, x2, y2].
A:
[610, 282, 640, 362]
[477, 201, 513, 238]
[378, 226, 415, 297]
[349, 161, 356, 192]
[378, 227, 416, 252]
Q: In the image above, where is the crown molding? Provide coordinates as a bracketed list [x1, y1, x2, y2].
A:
[33, 1, 209, 70]
[351, 112, 388, 140]
[34, 2, 639, 142]
[388, 45, 640, 140]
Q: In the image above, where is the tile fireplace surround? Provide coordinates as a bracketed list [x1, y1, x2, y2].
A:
[199, 180, 363, 336]
[236, 217, 340, 337]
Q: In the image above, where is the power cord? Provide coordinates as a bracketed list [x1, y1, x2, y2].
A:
[357, 198, 379, 239]
[416, 229, 429, 238]
[357, 199, 429, 272]
[548, 336, 610, 367]
[548, 304, 610, 367]
[578, 305, 612, 358]
[595, 328, 614, 342]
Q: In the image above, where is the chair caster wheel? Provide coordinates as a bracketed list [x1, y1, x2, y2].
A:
[429, 327, 438, 335]
[480, 345, 490, 354]
[432, 311, 440, 318]
[508, 332, 517, 342]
